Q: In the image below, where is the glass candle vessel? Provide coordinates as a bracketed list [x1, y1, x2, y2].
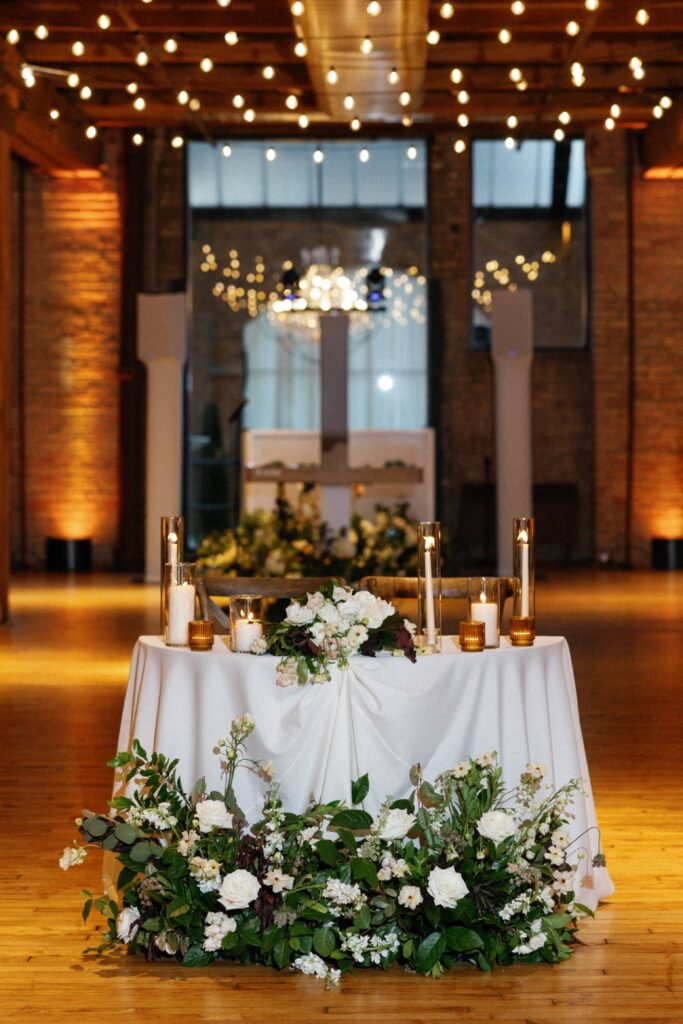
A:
[164, 562, 196, 646]
[512, 516, 535, 618]
[189, 619, 215, 652]
[417, 521, 442, 651]
[160, 516, 185, 631]
[459, 620, 485, 652]
[229, 595, 264, 653]
[467, 577, 500, 648]
[509, 615, 536, 647]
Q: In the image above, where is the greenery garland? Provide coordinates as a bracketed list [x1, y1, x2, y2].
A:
[62, 716, 601, 986]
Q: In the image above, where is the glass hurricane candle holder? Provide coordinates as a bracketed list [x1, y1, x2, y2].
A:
[229, 595, 264, 653]
[160, 516, 185, 631]
[164, 562, 196, 647]
[467, 577, 500, 648]
[417, 521, 442, 651]
[459, 620, 485, 652]
[512, 516, 535, 618]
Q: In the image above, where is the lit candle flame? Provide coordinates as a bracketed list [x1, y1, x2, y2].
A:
[424, 535, 435, 551]
[168, 531, 177, 543]
[480, 592, 487, 604]
[518, 529, 529, 543]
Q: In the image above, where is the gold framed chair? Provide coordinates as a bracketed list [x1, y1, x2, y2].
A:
[196, 575, 347, 632]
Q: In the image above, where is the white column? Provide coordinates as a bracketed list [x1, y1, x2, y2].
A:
[137, 293, 188, 582]
[320, 312, 352, 532]
[491, 290, 534, 577]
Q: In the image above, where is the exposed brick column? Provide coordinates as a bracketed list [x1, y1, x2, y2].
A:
[585, 129, 632, 565]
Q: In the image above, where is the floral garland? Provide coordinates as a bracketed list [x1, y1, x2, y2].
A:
[196, 495, 418, 584]
[62, 716, 602, 985]
[251, 582, 417, 686]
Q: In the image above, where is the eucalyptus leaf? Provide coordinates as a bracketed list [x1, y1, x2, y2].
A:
[84, 817, 109, 838]
[114, 822, 139, 844]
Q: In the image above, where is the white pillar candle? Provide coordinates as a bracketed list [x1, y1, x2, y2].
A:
[470, 597, 498, 647]
[167, 581, 195, 645]
[167, 531, 178, 566]
[233, 615, 263, 653]
[424, 535, 436, 645]
[518, 529, 530, 616]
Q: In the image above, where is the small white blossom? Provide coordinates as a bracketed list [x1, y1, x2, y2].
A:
[292, 952, 341, 986]
[250, 636, 268, 655]
[189, 857, 222, 893]
[398, 885, 423, 909]
[177, 829, 200, 857]
[203, 911, 236, 952]
[59, 846, 87, 871]
[263, 868, 295, 893]
[116, 906, 140, 943]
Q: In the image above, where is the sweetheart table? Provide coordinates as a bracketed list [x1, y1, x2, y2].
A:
[116, 634, 614, 909]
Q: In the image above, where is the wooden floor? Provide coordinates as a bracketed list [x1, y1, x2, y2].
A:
[1, 569, 681, 1023]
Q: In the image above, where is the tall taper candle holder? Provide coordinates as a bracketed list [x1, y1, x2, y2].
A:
[467, 577, 501, 648]
[164, 562, 197, 647]
[512, 516, 535, 619]
[417, 521, 442, 651]
[160, 516, 185, 632]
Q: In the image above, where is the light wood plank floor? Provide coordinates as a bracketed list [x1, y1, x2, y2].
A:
[1, 570, 681, 1023]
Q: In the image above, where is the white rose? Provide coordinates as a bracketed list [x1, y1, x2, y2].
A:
[317, 603, 343, 629]
[374, 808, 416, 840]
[195, 799, 234, 834]
[285, 601, 316, 626]
[477, 810, 517, 844]
[218, 869, 260, 911]
[116, 906, 141, 943]
[427, 866, 469, 908]
[333, 585, 352, 602]
[305, 591, 326, 613]
[398, 885, 423, 909]
[309, 621, 327, 645]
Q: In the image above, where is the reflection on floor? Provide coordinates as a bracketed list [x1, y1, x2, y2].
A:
[1, 569, 681, 1022]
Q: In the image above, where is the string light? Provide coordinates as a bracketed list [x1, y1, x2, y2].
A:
[509, 67, 522, 82]
[72, 40, 85, 56]
[80, 85, 93, 100]
[285, 94, 299, 110]
[190, 98, 201, 111]
[262, 65, 275, 79]
[232, 93, 245, 108]
[133, 95, 146, 110]
[136, 50, 149, 66]
[457, 90, 470, 104]
[359, 147, 370, 163]
[558, 110, 571, 124]
[440, 3, 455, 18]
[426, 30, 441, 45]
[660, 96, 672, 109]
[177, 90, 189, 104]
[450, 67, 463, 84]
[21, 67, 36, 87]
[399, 90, 411, 106]
[224, 31, 238, 45]
[97, 14, 111, 30]
[632, 64, 645, 79]
[504, 136, 516, 149]
[635, 8, 650, 25]
[350, 117, 361, 130]
[222, 144, 232, 157]
[367, 1, 381, 14]
[217, 0, 232, 6]
[126, 82, 138, 94]
[200, 56, 214, 72]
[294, 40, 307, 56]
[628, 56, 642, 70]
[361, 35, 373, 54]
[171, 135, 184, 148]
[585, 0, 599, 9]
[164, 38, 178, 53]
[605, 116, 615, 130]
[498, 28, 512, 44]
[243, 108, 255, 122]
[566, 20, 580, 36]
[265, 147, 277, 161]
[507, 114, 518, 128]
[453, 139, 467, 154]
[344, 94, 355, 110]
[516, 79, 528, 91]
[610, 103, 621, 117]
[388, 68, 399, 84]
[85, 124, 98, 139]
[407, 145, 418, 160]
[457, 112, 469, 127]
[314, 147, 324, 163]
[67, 72, 80, 88]
[291, 1, 305, 15]
[298, 113, 309, 128]
[326, 67, 338, 84]
[49, 108, 60, 120]
[401, 115, 413, 127]
[511, 1, 525, 13]
[652, 104, 663, 118]
[6, 29, 20, 44]
[554, 128, 565, 141]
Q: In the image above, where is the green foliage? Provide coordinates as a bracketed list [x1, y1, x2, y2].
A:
[63, 721, 597, 987]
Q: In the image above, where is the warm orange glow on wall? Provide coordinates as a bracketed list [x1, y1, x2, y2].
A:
[643, 166, 683, 180]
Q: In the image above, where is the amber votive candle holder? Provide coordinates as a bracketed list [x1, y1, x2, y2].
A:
[509, 615, 536, 647]
[459, 619, 485, 652]
[188, 619, 215, 652]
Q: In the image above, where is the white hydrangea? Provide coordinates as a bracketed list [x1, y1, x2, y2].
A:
[322, 878, 366, 917]
[142, 802, 178, 830]
[292, 952, 341, 986]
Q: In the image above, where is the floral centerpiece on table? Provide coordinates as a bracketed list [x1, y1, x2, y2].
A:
[196, 494, 419, 584]
[252, 582, 417, 686]
[61, 717, 601, 985]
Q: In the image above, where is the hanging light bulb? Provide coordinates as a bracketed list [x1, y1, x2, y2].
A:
[222, 144, 232, 157]
[72, 40, 85, 56]
[97, 14, 111, 30]
[224, 31, 238, 45]
[554, 128, 565, 141]
[367, 0, 381, 14]
[6, 29, 20, 44]
[21, 67, 36, 88]
[504, 136, 516, 149]
[585, 0, 599, 9]
[136, 50, 149, 66]
[80, 85, 93, 100]
[507, 114, 518, 128]
[407, 144, 418, 160]
[359, 147, 370, 163]
[604, 116, 615, 130]
[50, 108, 60, 120]
[652, 104, 663, 118]
[498, 28, 512, 43]
[610, 103, 621, 117]
[457, 112, 469, 127]
[440, 3, 455, 17]
[291, 1, 305, 15]
[294, 39, 307, 56]
[189, 98, 201, 111]
[660, 96, 672, 109]
[344, 93, 355, 110]
[200, 56, 214, 72]
[243, 108, 255, 122]
[285, 94, 299, 109]
[361, 35, 373, 54]
[350, 117, 361, 130]
[313, 147, 324, 163]
[516, 79, 528, 91]
[635, 8, 650, 25]
[628, 56, 642, 70]
[262, 65, 275, 79]
[566, 20, 580, 36]
[232, 93, 245, 108]
[450, 67, 463, 84]
[35, 24, 49, 38]
[217, 0, 232, 7]
[171, 135, 184, 149]
[67, 72, 80, 88]
[426, 30, 441, 45]
[85, 124, 98, 139]
[399, 90, 411, 106]
[558, 110, 571, 124]
[133, 95, 146, 110]
[298, 113, 309, 128]
[164, 38, 178, 53]
[509, 67, 522, 82]
[632, 64, 645, 79]
[388, 67, 400, 84]
[453, 139, 467, 153]
[401, 114, 413, 127]
[265, 146, 277, 161]
[457, 89, 470, 104]
[177, 90, 189, 104]
[326, 67, 338, 84]
[127, 81, 138, 94]
[511, 1, 525, 14]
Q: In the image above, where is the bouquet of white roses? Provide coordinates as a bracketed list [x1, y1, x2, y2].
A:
[253, 582, 417, 686]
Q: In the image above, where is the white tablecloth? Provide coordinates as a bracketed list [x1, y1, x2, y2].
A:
[117, 635, 614, 909]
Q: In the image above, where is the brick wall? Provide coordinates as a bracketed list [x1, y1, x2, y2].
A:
[20, 170, 121, 568]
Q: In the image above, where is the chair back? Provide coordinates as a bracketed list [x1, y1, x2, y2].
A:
[358, 575, 517, 631]
[197, 575, 347, 632]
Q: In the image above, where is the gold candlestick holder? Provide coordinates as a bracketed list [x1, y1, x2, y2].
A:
[459, 619, 485, 652]
[509, 615, 536, 646]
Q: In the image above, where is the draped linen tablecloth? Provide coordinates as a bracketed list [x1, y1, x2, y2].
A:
[117, 635, 614, 909]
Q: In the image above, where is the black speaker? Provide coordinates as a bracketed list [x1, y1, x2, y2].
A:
[45, 537, 93, 572]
